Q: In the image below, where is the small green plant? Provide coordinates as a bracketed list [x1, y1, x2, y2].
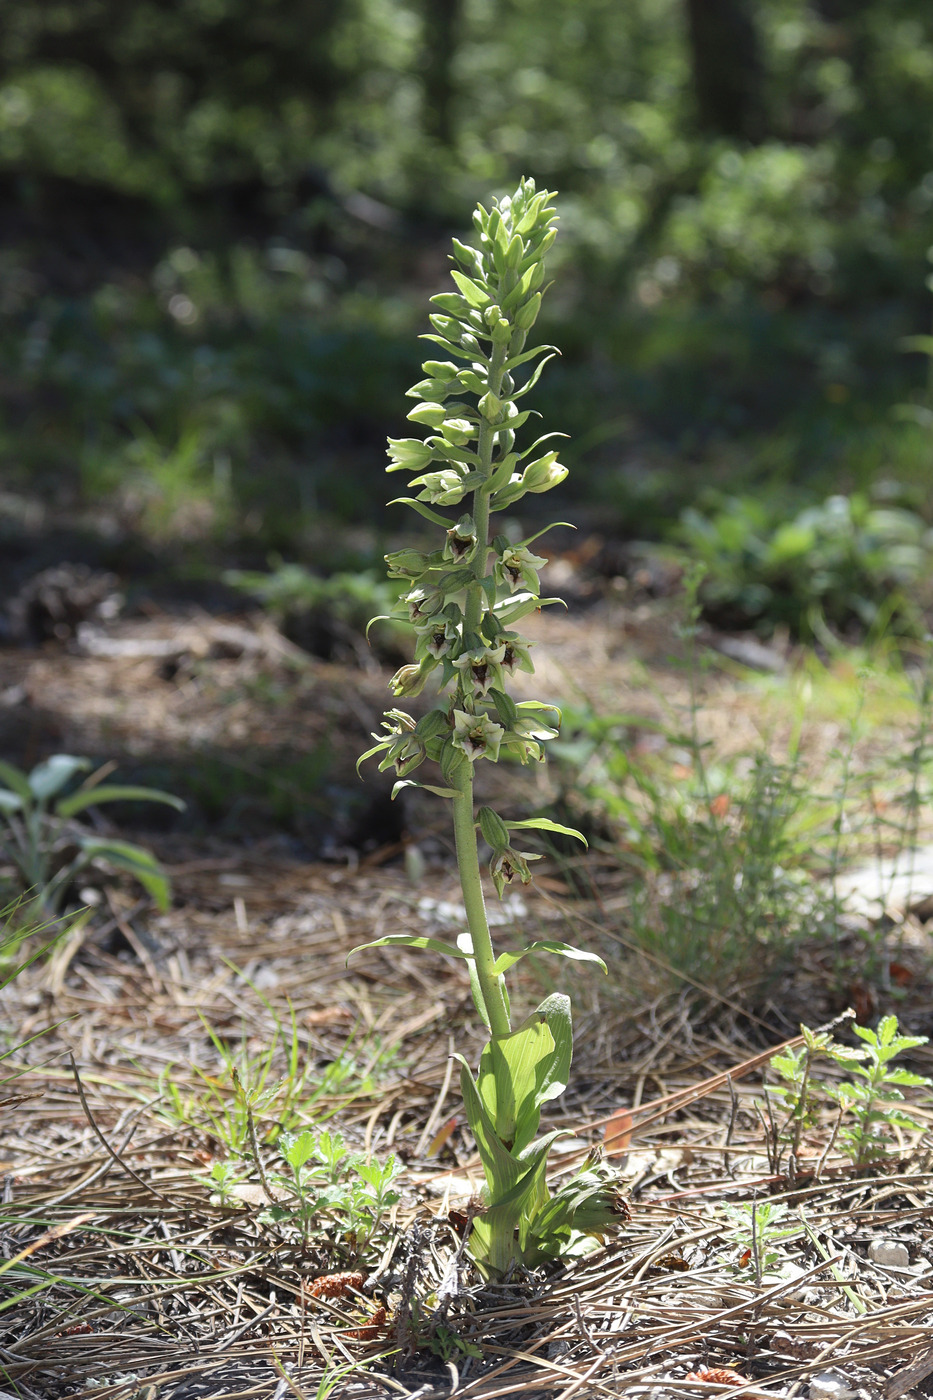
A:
[350, 179, 624, 1278]
[161, 1002, 404, 1155]
[766, 1023, 862, 1168]
[767, 1015, 931, 1172]
[0, 754, 184, 913]
[833, 1016, 931, 1169]
[261, 1128, 403, 1253]
[720, 1199, 800, 1281]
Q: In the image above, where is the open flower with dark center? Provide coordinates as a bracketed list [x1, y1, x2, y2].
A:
[445, 515, 478, 562]
[418, 619, 460, 660]
[452, 710, 504, 762]
[496, 545, 548, 594]
[500, 635, 535, 677]
[406, 585, 446, 624]
[454, 645, 506, 697]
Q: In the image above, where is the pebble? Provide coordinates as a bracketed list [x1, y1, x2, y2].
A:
[869, 1239, 910, 1267]
[809, 1373, 857, 1400]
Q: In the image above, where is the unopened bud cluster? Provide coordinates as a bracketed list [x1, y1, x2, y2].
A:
[361, 179, 568, 896]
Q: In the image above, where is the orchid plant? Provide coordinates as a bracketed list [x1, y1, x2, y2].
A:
[351, 179, 626, 1278]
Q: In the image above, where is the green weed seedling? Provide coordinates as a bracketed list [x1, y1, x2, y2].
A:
[165, 1000, 404, 1160]
[767, 1014, 931, 1173]
[261, 1128, 402, 1254]
[0, 754, 184, 914]
[833, 1016, 931, 1169]
[720, 1200, 801, 1283]
[350, 179, 626, 1279]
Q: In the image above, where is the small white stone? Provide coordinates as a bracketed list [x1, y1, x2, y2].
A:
[809, 1372, 857, 1400]
[869, 1239, 910, 1267]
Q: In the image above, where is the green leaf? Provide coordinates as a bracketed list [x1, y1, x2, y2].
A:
[0, 761, 32, 803]
[56, 785, 186, 819]
[504, 343, 558, 374]
[477, 1015, 555, 1147]
[28, 755, 91, 802]
[0, 790, 23, 814]
[455, 1054, 528, 1193]
[492, 941, 608, 978]
[347, 932, 472, 964]
[77, 838, 170, 911]
[387, 496, 454, 528]
[391, 780, 458, 800]
[450, 270, 491, 309]
[505, 817, 587, 845]
[511, 352, 557, 400]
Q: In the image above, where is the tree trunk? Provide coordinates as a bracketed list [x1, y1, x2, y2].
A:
[422, 0, 462, 146]
[684, 0, 768, 141]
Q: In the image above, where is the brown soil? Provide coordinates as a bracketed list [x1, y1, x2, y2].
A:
[2, 564, 933, 1399]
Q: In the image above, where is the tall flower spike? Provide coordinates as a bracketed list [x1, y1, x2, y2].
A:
[353, 182, 612, 1283]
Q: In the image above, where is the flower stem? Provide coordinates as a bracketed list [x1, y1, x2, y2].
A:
[452, 768, 511, 1037]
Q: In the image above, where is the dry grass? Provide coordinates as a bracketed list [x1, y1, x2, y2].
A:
[2, 599, 933, 1398]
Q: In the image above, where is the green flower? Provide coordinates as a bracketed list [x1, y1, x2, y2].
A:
[496, 546, 548, 594]
[500, 634, 535, 677]
[410, 469, 469, 506]
[361, 710, 425, 778]
[452, 710, 504, 762]
[406, 586, 446, 623]
[417, 619, 460, 660]
[489, 845, 541, 898]
[454, 644, 507, 697]
[387, 437, 435, 471]
[445, 515, 478, 563]
[501, 712, 559, 763]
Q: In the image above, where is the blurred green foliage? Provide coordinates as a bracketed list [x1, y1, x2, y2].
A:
[3, 0, 933, 546]
[679, 490, 933, 639]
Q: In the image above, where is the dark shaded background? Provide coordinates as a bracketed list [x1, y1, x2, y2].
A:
[2, 0, 933, 557]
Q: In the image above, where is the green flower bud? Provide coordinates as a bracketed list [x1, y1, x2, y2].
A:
[384, 547, 433, 578]
[390, 661, 434, 698]
[406, 377, 453, 403]
[422, 360, 460, 381]
[514, 292, 542, 331]
[429, 314, 462, 339]
[414, 706, 453, 740]
[490, 317, 512, 346]
[450, 238, 482, 273]
[478, 391, 503, 423]
[440, 418, 475, 446]
[477, 806, 511, 851]
[408, 402, 449, 428]
[505, 232, 524, 269]
[521, 452, 568, 493]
